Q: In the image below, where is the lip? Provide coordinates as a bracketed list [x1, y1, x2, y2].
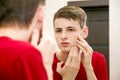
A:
[61, 42, 69, 47]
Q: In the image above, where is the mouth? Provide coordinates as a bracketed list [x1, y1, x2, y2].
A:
[61, 42, 69, 47]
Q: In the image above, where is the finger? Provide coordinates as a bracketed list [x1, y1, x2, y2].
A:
[76, 43, 88, 56]
[78, 36, 93, 53]
[70, 47, 79, 65]
[78, 49, 82, 62]
[77, 42, 93, 58]
[77, 39, 93, 54]
[31, 29, 39, 47]
[78, 36, 90, 47]
[56, 61, 64, 73]
[65, 47, 75, 66]
[77, 40, 87, 51]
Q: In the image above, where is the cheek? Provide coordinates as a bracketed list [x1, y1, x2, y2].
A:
[55, 35, 60, 43]
[70, 34, 79, 46]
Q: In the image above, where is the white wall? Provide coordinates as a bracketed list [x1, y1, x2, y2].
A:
[44, 0, 120, 80]
[110, 0, 120, 80]
[43, 0, 68, 38]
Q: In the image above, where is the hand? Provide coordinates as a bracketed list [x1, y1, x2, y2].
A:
[76, 36, 93, 68]
[31, 29, 55, 67]
[31, 29, 55, 80]
[57, 47, 82, 80]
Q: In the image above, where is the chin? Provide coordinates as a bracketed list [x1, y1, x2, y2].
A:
[61, 48, 70, 53]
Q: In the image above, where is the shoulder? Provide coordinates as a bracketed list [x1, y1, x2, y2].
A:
[0, 36, 38, 52]
[92, 51, 107, 66]
[13, 41, 44, 69]
[92, 51, 105, 59]
[13, 38, 40, 55]
[13, 44, 47, 80]
[1, 36, 41, 59]
[14, 41, 41, 60]
[92, 52, 108, 79]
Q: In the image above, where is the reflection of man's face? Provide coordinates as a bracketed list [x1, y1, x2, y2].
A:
[54, 18, 82, 53]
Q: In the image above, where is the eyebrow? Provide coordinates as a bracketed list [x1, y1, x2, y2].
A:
[55, 26, 77, 29]
[67, 26, 75, 29]
[55, 28, 61, 30]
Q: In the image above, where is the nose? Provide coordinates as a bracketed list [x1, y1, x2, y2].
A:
[61, 31, 68, 40]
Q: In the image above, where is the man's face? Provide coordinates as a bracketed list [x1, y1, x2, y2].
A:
[54, 18, 83, 53]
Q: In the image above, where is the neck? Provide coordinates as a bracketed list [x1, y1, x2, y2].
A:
[0, 25, 30, 41]
[56, 51, 69, 62]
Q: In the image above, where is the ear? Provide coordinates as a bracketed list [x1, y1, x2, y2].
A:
[34, 6, 45, 39]
[28, 6, 45, 42]
[29, 6, 45, 30]
[36, 6, 45, 24]
[81, 26, 89, 39]
[36, 6, 45, 28]
[32, 6, 45, 34]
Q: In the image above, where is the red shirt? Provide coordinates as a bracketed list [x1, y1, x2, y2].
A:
[52, 51, 108, 80]
[0, 37, 48, 80]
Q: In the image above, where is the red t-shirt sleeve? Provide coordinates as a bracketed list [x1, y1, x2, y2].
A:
[96, 54, 108, 80]
[13, 47, 48, 80]
[93, 52, 108, 80]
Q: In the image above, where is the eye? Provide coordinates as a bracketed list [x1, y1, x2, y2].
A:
[55, 29, 62, 33]
[68, 28, 75, 31]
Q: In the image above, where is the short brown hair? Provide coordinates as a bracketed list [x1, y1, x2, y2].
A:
[53, 6, 87, 28]
[0, 0, 45, 28]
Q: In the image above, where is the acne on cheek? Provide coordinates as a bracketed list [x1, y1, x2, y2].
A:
[75, 34, 80, 46]
[71, 38, 78, 47]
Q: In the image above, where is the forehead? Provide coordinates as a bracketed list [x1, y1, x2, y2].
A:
[54, 18, 80, 29]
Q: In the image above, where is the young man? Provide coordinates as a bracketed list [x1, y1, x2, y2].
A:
[0, 0, 54, 80]
[52, 6, 108, 80]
